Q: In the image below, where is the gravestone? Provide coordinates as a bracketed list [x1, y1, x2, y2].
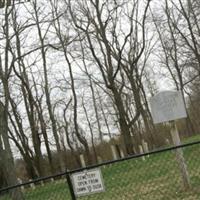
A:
[119, 147, 125, 158]
[142, 141, 149, 158]
[139, 145, 145, 161]
[17, 178, 24, 191]
[50, 178, 54, 182]
[29, 179, 36, 190]
[111, 145, 118, 160]
[97, 156, 103, 164]
[80, 154, 86, 167]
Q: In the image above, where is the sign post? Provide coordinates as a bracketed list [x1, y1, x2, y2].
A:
[150, 91, 190, 189]
[170, 121, 190, 189]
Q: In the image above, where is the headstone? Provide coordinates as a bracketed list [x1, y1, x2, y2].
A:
[111, 145, 118, 160]
[115, 145, 121, 158]
[29, 179, 36, 190]
[80, 154, 86, 167]
[41, 180, 44, 186]
[165, 139, 170, 145]
[133, 147, 137, 154]
[141, 140, 145, 149]
[17, 178, 25, 191]
[144, 142, 149, 153]
[51, 178, 54, 182]
[0, 135, 5, 150]
[139, 145, 145, 161]
[97, 156, 103, 164]
[143, 141, 149, 158]
[119, 147, 125, 158]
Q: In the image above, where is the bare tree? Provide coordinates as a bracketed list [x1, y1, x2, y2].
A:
[30, 0, 66, 172]
[150, 0, 197, 135]
[67, 0, 152, 154]
[0, 4, 24, 199]
[50, 0, 92, 163]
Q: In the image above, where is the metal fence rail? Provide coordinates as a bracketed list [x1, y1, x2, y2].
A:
[1, 141, 200, 200]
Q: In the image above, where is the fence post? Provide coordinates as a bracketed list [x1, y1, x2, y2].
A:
[66, 172, 76, 200]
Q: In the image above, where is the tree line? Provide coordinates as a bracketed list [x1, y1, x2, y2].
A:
[0, 0, 200, 198]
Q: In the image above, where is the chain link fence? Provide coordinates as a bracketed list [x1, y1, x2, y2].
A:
[1, 141, 200, 200]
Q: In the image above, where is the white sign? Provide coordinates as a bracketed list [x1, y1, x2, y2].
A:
[150, 91, 187, 124]
[71, 168, 105, 197]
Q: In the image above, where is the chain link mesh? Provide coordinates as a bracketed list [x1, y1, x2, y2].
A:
[1, 142, 200, 200]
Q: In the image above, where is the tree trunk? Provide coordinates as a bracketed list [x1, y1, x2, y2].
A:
[0, 103, 24, 200]
[111, 86, 134, 155]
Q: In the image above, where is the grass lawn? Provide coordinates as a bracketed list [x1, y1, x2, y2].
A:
[1, 136, 200, 200]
